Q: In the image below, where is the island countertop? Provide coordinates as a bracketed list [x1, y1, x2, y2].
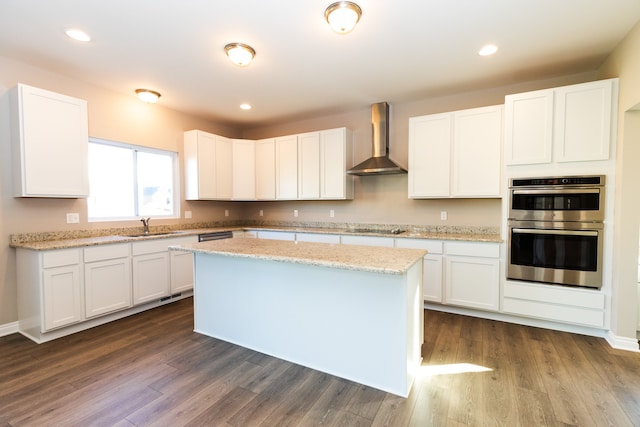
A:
[171, 238, 427, 275]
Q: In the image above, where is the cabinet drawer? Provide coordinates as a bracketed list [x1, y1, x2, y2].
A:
[340, 235, 395, 247]
[394, 238, 443, 254]
[84, 244, 130, 262]
[132, 239, 171, 256]
[296, 233, 340, 244]
[504, 281, 605, 309]
[42, 249, 81, 268]
[445, 241, 499, 258]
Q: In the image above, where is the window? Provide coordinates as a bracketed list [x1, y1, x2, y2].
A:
[88, 138, 179, 221]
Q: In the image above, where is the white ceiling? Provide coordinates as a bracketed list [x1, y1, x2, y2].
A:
[1, 0, 639, 128]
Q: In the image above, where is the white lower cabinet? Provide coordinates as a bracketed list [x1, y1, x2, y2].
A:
[84, 244, 132, 318]
[41, 249, 84, 330]
[169, 236, 197, 293]
[132, 240, 171, 305]
[340, 235, 395, 247]
[444, 242, 500, 311]
[296, 232, 341, 244]
[394, 239, 443, 302]
[256, 230, 296, 241]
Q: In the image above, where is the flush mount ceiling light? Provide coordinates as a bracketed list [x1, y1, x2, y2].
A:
[65, 29, 91, 42]
[240, 103, 252, 110]
[325, 1, 362, 34]
[135, 89, 161, 103]
[479, 44, 498, 56]
[224, 43, 256, 67]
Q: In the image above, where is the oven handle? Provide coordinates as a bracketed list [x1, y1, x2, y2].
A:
[511, 228, 599, 237]
[511, 188, 600, 195]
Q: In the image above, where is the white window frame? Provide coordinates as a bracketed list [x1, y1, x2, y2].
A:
[88, 137, 180, 222]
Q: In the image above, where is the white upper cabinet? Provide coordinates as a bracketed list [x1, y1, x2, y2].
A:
[185, 127, 352, 201]
[10, 84, 89, 198]
[320, 127, 353, 200]
[275, 135, 299, 200]
[298, 132, 321, 199]
[409, 105, 503, 198]
[505, 78, 617, 165]
[184, 130, 216, 200]
[255, 138, 276, 200]
[214, 135, 233, 199]
[452, 106, 503, 197]
[232, 139, 256, 200]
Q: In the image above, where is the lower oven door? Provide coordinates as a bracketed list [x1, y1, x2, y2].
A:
[507, 221, 603, 288]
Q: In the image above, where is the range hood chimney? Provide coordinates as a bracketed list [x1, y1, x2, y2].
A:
[347, 102, 407, 176]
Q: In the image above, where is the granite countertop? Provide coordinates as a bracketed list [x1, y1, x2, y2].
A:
[171, 238, 427, 275]
[10, 222, 501, 251]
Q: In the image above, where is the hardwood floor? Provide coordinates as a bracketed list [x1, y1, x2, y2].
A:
[2, 297, 640, 426]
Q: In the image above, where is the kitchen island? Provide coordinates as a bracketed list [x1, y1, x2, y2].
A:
[172, 238, 426, 397]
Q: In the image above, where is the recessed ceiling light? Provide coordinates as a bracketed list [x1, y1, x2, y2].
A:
[479, 44, 498, 56]
[65, 29, 91, 42]
[240, 103, 252, 110]
[135, 89, 161, 103]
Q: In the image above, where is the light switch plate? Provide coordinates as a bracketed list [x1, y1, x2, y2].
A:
[294, 210, 298, 217]
[225, 209, 229, 217]
[440, 211, 447, 221]
[184, 210, 192, 219]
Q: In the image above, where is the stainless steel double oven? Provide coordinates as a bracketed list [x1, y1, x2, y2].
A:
[507, 175, 605, 289]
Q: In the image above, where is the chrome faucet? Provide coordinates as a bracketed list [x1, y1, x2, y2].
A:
[140, 217, 151, 234]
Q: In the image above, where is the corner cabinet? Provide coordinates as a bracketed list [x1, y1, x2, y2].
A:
[504, 78, 617, 165]
[10, 84, 89, 198]
[408, 105, 503, 198]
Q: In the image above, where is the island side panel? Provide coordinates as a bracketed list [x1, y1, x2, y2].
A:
[193, 252, 423, 397]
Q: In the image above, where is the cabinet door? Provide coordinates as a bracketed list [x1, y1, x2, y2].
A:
[256, 230, 296, 241]
[12, 84, 89, 197]
[84, 258, 132, 318]
[298, 132, 320, 199]
[215, 136, 233, 199]
[132, 252, 170, 305]
[423, 255, 444, 302]
[452, 106, 503, 197]
[42, 264, 83, 330]
[555, 79, 614, 162]
[184, 130, 216, 200]
[504, 89, 554, 165]
[171, 250, 194, 293]
[445, 256, 499, 311]
[275, 135, 298, 199]
[320, 128, 352, 199]
[232, 139, 256, 200]
[255, 139, 276, 200]
[340, 235, 395, 247]
[408, 113, 451, 198]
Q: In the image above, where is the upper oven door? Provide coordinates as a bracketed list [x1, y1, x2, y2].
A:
[509, 188, 604, 222]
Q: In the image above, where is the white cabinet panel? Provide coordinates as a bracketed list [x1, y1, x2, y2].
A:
[232, 139, 256, 200]
[171, 250, 194, 293]
[296, 232, 341, 244]
[340, 235, 395, 248]
[255, 138, 276, 200]
[43, 264, 83, 330]
[215, 136, 233, 199]
[184, 130, 216, 200]
[298, 132, 321, 199]
[395, 238, 443, 302]
[408, 113, 451, 198]
[10, 83, 89, 198]
[452, 106, 503, 197]
[320, 128, 353, 199]
[445, 256, 499, 311]
[256, 230, 296, 241]
[84, 251, 132, 318]
[132, 252, 170, 304]
[555, 79, 614, 163]
[504, 89, 554, 165]
[275, 135, 298, 200]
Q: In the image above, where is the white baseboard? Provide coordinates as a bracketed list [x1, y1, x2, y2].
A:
[0, 321, 19, 337]
[605, 330, 640, 352]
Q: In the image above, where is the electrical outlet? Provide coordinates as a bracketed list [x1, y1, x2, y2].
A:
[184, 210, 192, 219]
[259, 209, 264, 217]
[66, 213, 80, 224]
[294, 209, 298, 217]
[225, 209, 229, 217]
[440, 211, 448, 221]
[330, 209, 335, 218]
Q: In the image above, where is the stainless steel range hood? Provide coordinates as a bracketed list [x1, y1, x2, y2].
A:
[347, 102, 407, 176]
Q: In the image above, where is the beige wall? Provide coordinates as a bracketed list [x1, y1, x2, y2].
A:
[597, 21, 640, 339]
[0, 53, 601, 327]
